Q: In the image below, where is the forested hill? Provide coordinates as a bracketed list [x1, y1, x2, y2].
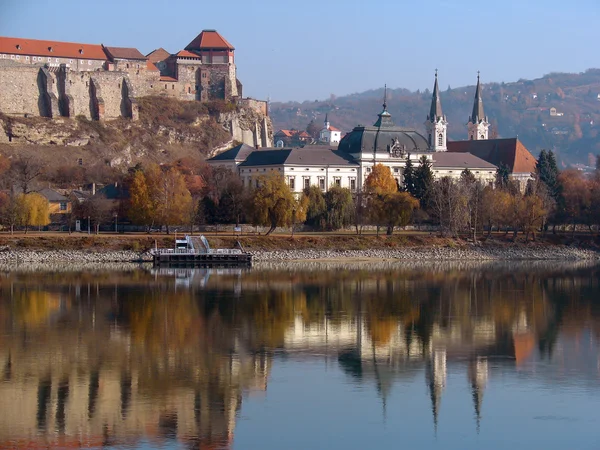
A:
[269, 69, 600, 167]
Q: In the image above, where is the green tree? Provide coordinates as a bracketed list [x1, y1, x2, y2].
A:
[495, 163, 511, 190]
[306, 120, 321, 140]
[248, 172, 296, 235]
[413, 155, 434, 203]
[324, 186, 354, 231]
[303, 185, 327, 229]
[379, 192, 419, 235]
[402, 155, 415, 195]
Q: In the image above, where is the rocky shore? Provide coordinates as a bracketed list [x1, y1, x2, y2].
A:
[0, 245, 598, 264]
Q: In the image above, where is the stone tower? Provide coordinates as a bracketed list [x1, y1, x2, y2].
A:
[467, 73, 490, 140]
[425, 70, 448, 151]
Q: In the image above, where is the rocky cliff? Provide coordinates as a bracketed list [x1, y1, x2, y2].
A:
[0, 96, 272, 167]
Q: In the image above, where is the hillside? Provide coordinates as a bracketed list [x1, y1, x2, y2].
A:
[269, 69, 600, 167]
[0, 97, 266, 171]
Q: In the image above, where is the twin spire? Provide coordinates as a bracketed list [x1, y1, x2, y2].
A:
[428, 70, 486, 124]
[469, 71, 486, 124]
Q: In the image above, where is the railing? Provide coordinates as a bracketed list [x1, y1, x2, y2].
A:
[150, 248, 243, 256]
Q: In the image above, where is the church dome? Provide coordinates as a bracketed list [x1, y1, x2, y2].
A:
[338, 103, 430, 155]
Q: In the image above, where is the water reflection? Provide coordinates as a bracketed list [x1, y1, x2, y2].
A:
[0, 262, 599, 448]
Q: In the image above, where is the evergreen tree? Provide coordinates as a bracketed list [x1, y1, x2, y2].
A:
[535, 149, 549, 183]
[402, 155, 415, 196]
[460, 168, 477, 185]
[495, 163, 511, 190]
[413, 155, 434, 203]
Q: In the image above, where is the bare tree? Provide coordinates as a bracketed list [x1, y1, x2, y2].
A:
[9, 156, 44, 194]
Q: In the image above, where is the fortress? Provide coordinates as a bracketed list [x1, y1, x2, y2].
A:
[0, 30, 270, 145]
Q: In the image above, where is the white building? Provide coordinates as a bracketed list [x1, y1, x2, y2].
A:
[208, 73, 535, 191]
[319, 114, 342, 145]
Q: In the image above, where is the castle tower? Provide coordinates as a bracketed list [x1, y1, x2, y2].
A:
[467, 72, 490, 140]
[425, 70, 448, 151]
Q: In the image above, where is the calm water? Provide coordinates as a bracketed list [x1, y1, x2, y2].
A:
[1, 261, 600, 449]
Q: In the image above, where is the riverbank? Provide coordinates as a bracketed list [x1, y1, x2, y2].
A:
[0, 233, 598, 263]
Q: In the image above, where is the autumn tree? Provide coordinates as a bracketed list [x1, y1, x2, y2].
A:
[149, 165, 193, 233]
[19, 193, 49, 233]
[306, 120, 321, 140]
[324, 186, 354, 231]
[76, 194, 114, 234]
[460, 170, 484, 241]
[128, 169, 155, 231]
[0, 192, 23, 234]
[429, 177, 468, 236]
[365, 164, 397, 235]
[559, 169, 591, 235]
[248, 172, 296, 235]
[378, 192, 419, 235]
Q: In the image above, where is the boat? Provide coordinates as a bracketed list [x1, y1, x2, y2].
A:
[150, 235, 252, 267]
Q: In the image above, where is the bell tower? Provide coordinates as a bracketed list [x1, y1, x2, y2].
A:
[425, 70, 447, 151]
[467, 72, 490, 140]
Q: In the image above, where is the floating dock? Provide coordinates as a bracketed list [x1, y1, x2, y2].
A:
[151, 235, 252, 267]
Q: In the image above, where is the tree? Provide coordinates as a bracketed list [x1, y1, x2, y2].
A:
[460, 172, 484, 241]
[306, 120, 321, 140]
[413, 155, 434, 204]
[324, 186, 354, 231]
[495, 163, 511, 190]
[303, 186, 326, 229]
[152, 166, 193, 234]
[402, 155, 415, 196]
[429, 177, 468, 237]
[248, 172, 296, 235]
[9, 156, 43, 194]
[19, 193, 49, 233]
[559, 169, 591, 235]
[364, 164, 397, 195]
[379, 192, 419, 235]
[76, 194, 113, 234]
[0, 192, 23, 234]
[291, 194, 309, 237]
[127, 170, 155, 231]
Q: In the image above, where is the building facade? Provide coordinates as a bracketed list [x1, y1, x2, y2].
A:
[319, 114, 342, 145]
[208, 73, 536, 192]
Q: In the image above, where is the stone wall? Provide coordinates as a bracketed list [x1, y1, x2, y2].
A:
[0, 62, 43, 116]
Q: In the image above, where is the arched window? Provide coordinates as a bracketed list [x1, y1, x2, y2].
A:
[480, 134, 485, 139]
[438, 133, 443, 146]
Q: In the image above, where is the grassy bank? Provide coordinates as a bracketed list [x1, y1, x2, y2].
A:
[0, 232, 598, 252]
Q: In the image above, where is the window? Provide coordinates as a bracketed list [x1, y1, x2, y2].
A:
[10, 55, 14, 59]
[126, 63, 129, 69]
[59, 202, 67, 211]
[318, 177, 325, 190]
[188, 86, 191, 93]
[69, 59, 73, 64]
[304, 177, 310, 190]
[350, 178, 356, 191]
[334, 177, 341, 187]
[172, 84, 175, 90]
[88, 60, 92, 65]
[25, 56, 29, 60]
[366, 167, 371, 172]
[480, 134, 485, 139]
[288, 177, 295, 190]
[438, 133, 443, 146]
[165, 84, 168, 89]
[77, 158, 83, 166]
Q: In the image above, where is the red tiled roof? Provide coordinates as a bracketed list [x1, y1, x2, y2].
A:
[146, 61, 159, 71]
[298, 131, 311, 138]
[328, 125, 341, 132]
[275, 129, 294, 137]
[146, 47, 170, 63]
[0, 36, 106, 60]
[447, 138, 537, 174]
[160, 76, 177, 82]
[104, 46, 146, 60]
[185, 30, 235, 51]
[176, 49, 201, 58]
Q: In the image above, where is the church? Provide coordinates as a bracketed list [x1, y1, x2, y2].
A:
[208, 73, 537, 193]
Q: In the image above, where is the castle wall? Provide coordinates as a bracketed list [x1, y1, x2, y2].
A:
[0, 62, 43, 116]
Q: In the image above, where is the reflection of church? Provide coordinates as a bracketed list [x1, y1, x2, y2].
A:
[209, 73, 537, 192]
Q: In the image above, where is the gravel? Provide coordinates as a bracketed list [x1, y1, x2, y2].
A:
[0, 245, 597, 264]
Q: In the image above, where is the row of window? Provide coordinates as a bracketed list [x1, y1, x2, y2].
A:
[287, 176, 357, 191]
[1, 54, 95, 65]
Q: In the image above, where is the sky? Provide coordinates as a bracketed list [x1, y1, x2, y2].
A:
[1, 0, 599, 102]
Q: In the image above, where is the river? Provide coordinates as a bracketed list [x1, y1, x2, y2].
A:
[0, 261, 599, 449]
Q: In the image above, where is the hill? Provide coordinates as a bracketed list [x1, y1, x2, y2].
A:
[269, 69, 600, 167]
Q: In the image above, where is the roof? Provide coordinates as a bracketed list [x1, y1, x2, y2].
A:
[327, 125, 341, 132]
[428, 72, 443, 121]
[431, 152, 496, 170]
[470, 75, 486, 123]
[447, 138, 537, 174]
[37, 188, 68, 202]
[0, 36, 106, 60]
[207, 143, 256, 162]
[103, 46, 146, 61]
[176, 49, 201, 58]
[160, 75, 177, 82]
[275, 129, 294, 137]
[146, 47, 171, 63]
[238, 147, 358, 167]
[185, 30, 235, 51]
[146, 61, 159, 71]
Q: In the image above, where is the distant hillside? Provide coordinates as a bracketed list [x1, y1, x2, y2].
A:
[269, 69, 600, 167]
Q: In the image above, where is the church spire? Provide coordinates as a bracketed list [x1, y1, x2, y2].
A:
[428, 69, 443, 122]
[467, 72, 490, 140]
[324, 113, 330, 130]
[373, 84, 393, 128]
[470, 72, 485, 123]
[425, 70, 448, 151]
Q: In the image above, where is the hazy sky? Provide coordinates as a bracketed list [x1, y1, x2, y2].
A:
[1, 0, 598, 102]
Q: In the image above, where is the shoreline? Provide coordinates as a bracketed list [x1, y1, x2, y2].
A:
[0, 245, 598, 264]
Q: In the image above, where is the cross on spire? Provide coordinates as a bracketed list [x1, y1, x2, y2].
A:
[383, 84, 387, 110]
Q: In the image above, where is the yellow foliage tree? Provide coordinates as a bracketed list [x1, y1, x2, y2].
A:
[20, 192, 50, 233]
[128, 170, 155, 231]
[145, 164, 193, 233]
[248, 172, 296, 235]
[364, 163, 398, 195]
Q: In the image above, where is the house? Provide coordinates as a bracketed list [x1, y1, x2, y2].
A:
[319, 114, 342, 145]
[273, 130, 312, 147]
[37, 188, 71, 215]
